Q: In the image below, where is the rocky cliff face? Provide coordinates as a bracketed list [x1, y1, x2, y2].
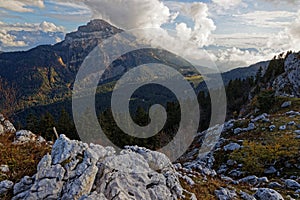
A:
[63, 19, 122, 47]
[273, 52, 300, 97]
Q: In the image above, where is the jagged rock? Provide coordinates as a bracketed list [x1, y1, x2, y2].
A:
[234, 128, 243, 134]
[0, 114, 4, 122]
[268, 182, 283, 189]
[124, 145, 172, 171]
[252, 113, 268, 122]
[285, 179, 300, 190]
[238, 175, 269, 185]
[224, 143, 241, 151]
[239, 176, 258, 185]
[229, 169, 243, 177]
[269, 125, 276, 131]
[294, 130, 300, 134]
[0, 124, 3, 135]
[64, 19, 122, 47]
[288, 121, 296, 126]
[12, 135, 184, 200]
[181, 175, 195, 186]
[254, 188, 283, 200]
[220, 175, 237, 184]
[0, 115, 16, 135]
[215, 187, 237, 200]
[79, 191, 107, 200]
[227, 159, 237, 166]
[13, 176, 34, 196]
[0, 165, 9, 173]
[240, 191, 256, 200]
[13, 130, 46, 144]
[273, 53, 300, 97]
[51, 134, 89, 165]
[246, 123, 256, 131]
[286, 111, 300, 116]
[281, 101, 292, 108]
[233, 123, 255, 135]
[279, 125, 286, 131]
[218, 165, 228, 174]
[0, 180, 14, 195]
[264, 166, 277, 174]
[224, 120, 235, 131]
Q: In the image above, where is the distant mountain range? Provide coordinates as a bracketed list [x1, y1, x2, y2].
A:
[0, 19, 270, 122]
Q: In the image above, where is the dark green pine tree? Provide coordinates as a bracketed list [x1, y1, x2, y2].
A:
[134, 106, 149, 126]
[39, 112, 56, 141]
[255, 66, 263, 84]
[57, 109, 78, 140]
[26, 112, 39, 133]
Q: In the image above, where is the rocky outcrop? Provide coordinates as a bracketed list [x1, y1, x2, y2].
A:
[13, 130, 46, 144]
[273, 53, 300, 97]
[254, 188, 284, 200]
[12, 135, 183, 200]
[0, 114, 16, 135]
[0, 180, 14, 195]
[214, 187, 237, 200]
[64, 19, 122, 46]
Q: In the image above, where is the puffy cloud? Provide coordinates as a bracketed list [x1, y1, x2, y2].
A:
[0, 21, 64, 51]
[0, 0, 44, 12]
[212, 33, 271, 49]
[212, 47, 272, 71]
[234, 10, 297, 28]
[288, 11, 300, 41]
[39, 21, 64, 32]
[61, 0, 174, 29]
[211, 0, 242, 9]
[0, 21, 64, 32]
[179, 2, 216, 47]
[54, 0, 216, 67]
[261, 0, 299, 4]
[0, 30, 26, 47]
[267, 10, 300, 52]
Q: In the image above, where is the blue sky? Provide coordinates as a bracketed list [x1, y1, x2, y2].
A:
[0, 0, 299, 70]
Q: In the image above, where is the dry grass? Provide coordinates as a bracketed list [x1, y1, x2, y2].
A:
[0, 133, 51, 199]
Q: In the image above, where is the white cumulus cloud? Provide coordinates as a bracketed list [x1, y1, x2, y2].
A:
[0, 30, 26, 47]
[39, 21, 64, 32]
[0, 21, 64, 51]
[65, 0, 175, 29]
[0, 0, 45, 12]
[212, 0, 242, 9]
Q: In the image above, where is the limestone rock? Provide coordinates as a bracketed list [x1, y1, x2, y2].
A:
[281, 101, 292, 108]
[12, 134, 183, 200]
[273, 53, 300, 97]
[285, 179, 300, 190]
[13, 130, 45, 144]
[0, 114, 16, 135]
[224, 143, 241, 151]
[0, 180, 14, 195]
[0, 164, 9, 173]
[215, 187, 237, 200]
[254, 188, 283, 200]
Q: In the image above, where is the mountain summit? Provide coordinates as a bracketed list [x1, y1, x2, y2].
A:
[63, 19, 122, 45]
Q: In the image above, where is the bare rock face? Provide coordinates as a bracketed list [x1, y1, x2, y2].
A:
[0, 114, 16, 135]
[13, 130, 46, 144]
[63, 19, 122, 47]
[0, 180, 14, 195]
[254, 188, 284, 200]
[273, 53, 300, 97]
[12, 135, 183, 200]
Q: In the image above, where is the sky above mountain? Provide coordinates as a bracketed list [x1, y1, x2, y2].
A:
[0, 0, 299, 71]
